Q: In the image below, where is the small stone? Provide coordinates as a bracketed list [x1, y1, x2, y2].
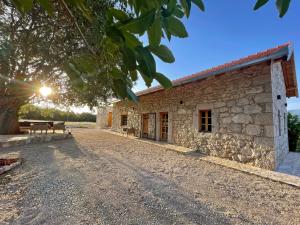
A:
[245, 124, 261, 136]
[254, 113, 273, 125]
[254, 137, 274, 147]
[245, 86, 264, 94]
[178, 108, 186, 114]
[237, 98, 249, 106]
[264, 126, 274, 137]
[244, 105, 262, 114]
[232, 114, 252, 124]
[214, 102, 226, 108]
[254, 93, 272, 103]
[231, 106, 243, 113]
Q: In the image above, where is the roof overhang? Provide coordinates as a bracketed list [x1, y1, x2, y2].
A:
[281, 53, 298, 97]
[136, 43, 298, 98]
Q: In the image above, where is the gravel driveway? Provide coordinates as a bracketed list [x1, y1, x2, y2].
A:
[1, 129, 300, 225]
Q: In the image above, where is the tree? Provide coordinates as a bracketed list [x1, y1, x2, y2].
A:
[0, 0, 115, 134]
[1, 0, 293, 134]
[288, 113, 300, 152]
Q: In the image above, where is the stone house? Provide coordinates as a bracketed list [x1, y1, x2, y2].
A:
[98, 43, 298, 170]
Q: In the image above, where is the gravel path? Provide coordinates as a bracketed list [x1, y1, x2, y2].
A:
[1, 128, 300, 225]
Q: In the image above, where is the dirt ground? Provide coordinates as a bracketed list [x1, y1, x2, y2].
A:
[0, 128, 300, 225]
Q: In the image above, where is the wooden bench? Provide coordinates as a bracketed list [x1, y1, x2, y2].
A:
[52, 123, 66, 134]
[29, 124, 51, 134]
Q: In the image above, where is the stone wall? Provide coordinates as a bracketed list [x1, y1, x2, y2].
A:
[271, 61, 289, 168]
[113, 62, 287, 170]
[96, 106, 112, 128]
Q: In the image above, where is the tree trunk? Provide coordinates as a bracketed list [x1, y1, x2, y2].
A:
[0, 106, 20, 135]
[0, 97, 20, 135]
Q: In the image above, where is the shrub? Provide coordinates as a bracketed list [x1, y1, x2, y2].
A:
[288, 113, 300, 152]
[19, 104, 96, 122]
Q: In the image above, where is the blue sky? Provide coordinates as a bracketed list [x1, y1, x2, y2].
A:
[133, 0, 300, 110]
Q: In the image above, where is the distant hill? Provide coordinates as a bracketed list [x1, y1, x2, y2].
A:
[289, 110, 300, 117]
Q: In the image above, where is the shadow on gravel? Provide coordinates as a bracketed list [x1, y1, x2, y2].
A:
[100, 151, 230, 225]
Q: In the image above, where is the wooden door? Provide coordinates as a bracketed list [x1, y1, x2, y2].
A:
[160, 112, 168, 141]
[142, 114, 149, 138]
[107, 112, 112, 127]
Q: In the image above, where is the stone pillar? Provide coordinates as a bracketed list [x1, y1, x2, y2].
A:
[168, 111, 173, 143]
[156, 112, 160, 141]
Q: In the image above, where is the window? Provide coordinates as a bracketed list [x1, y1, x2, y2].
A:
[121, 115, 128, 126]
[199, 110, 212, 132]
[278, 110, 281, 136]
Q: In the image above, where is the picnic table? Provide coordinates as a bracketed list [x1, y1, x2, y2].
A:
[19, 120, 67, 134]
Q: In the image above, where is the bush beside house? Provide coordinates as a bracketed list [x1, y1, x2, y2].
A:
[288, 113, 300, 152]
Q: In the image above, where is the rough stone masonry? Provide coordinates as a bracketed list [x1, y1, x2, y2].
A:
[100, 44, 298, 170]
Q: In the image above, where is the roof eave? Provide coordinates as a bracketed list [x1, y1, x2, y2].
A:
[137, 45, 291, 97]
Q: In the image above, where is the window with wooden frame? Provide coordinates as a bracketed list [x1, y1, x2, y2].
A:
[199, 110, 212, 132]
[121, 115, 128, 126]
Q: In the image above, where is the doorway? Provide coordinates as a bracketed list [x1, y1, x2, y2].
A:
[160, 112, 168, 141]
[142, 114, 149, 138]
[141, 113, 156, 140]
[107, 112, 112, 127]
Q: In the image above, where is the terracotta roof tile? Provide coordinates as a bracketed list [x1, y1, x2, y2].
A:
[136, 43, 291, 96]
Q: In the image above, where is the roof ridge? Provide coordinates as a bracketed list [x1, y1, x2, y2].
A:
[136, 42, 291, 96]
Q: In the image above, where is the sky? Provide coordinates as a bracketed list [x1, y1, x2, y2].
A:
[132, 0, 300, 111]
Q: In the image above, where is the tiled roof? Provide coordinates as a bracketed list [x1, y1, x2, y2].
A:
[136, 43, 292, 96]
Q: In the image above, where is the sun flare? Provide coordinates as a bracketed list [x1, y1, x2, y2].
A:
[39, 86, 52, 97]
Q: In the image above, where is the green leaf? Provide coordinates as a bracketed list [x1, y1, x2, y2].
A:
[66, 0, 91, 20]
[276, 0, 291, 17]
[11, 0, 33, 13]
[166, 16, 188, 38]
[180, 0, 191, 17]
[113, 79, 127, 98]
[106, 26, 125, 44]
[110, 68, 125, 80]
[149, 45, 175, 63]
[72, 56, 96, 74]
[174, 5, 185, 18]
[139, 68, 153, 87]
[129, 70, 138, 81]
[122, 31, 142, 48]
[37, 0, 54, 15]
[166, 0, 177, 16]
[192, 0, 205, 11]
[253, 0, 269, 10]
[135, 46, 156, 78]
[68, 62, 81, 77]
[109, 8, 129, 22]
[148, 18, 162, 46]
[154, 73, 173, 89]
[126, 88, 138, 102]
[121, 47, 136, 71]
[162, 17, 172, 41]
[120, 9, 156, 35]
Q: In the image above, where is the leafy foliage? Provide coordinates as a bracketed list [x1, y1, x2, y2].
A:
[8, 0, 207, 103]
[0, 0, 115, 109]
[254, 0, 292, 17]
[288, 113, 300, 152]
[19, 104, 96, 122]
[5, 0, 292, 105]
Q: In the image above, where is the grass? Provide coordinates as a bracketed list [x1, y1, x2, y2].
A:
[65, 121, 96, 129]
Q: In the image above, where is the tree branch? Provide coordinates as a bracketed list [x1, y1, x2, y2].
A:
[59, 0, 96, 55]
